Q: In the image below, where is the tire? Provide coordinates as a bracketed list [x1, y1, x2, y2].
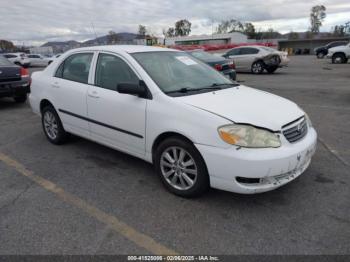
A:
[154, 137, 209, 198]
[41, 106, 68, 145]
[332, 53, 346, 64]
[251, 61, 264, 74]
[266, 66, 278, 74]
[14, 95, 27, 103]
[317, 52, 325, 59]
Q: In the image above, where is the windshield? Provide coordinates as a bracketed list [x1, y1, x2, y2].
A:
[260, 46, 277, 52]
[132, 51, 234, 96]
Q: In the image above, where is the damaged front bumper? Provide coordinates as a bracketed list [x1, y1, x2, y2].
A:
[195, 127, 317, 194]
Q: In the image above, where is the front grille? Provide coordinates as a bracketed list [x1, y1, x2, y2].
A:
[283, 117, 308, 143]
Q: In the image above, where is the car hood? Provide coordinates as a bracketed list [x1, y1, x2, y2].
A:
[328, 45, 348, 53]
[176, 86, 304, 131]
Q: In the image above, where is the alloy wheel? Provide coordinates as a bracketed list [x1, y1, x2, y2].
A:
[160, 146, 198, 191]
[43, 111, 58, 140]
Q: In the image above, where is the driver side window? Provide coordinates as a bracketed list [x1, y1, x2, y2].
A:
[228, 48, 241, 56]
[95, 53, 139, 91]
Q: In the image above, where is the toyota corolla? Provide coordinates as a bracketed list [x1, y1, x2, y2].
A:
[29, 46, 317, 197]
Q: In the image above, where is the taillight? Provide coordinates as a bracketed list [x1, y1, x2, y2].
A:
[214, 64, 222, 71]
[20, 67, 29, 78]
[228, 61, 236, 69]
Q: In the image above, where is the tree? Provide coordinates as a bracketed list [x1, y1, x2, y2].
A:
[216, 19, 243, 34]
[310, 5, 326, 33]
[165, 27, 175, 37]
[243, 22, 256, 39]
[107, 31, 119, 44]
[138, 25, 147, 36]
[174, 19, 192, 36]
[0, 40, 15, 52]
[288, 31, 299, 40]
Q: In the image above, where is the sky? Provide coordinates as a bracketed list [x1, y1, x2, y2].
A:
[1, 0, 350, 46]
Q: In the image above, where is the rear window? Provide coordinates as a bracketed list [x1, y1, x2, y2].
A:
[0, 55, 14, 66]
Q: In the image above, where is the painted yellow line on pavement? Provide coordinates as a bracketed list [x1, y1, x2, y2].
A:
[0, 152, 178, 255]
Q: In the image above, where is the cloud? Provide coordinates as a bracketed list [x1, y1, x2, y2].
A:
[1, 0, 349, 45]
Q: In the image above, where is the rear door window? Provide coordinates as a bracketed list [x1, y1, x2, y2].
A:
[240, 48, 259, 55]
[55, 53, 93, 84]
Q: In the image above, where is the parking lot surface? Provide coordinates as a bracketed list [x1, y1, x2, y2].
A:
[0, 56, 349, 255]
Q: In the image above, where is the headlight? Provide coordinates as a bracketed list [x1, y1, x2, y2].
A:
[218, 124, 281, 148]
[305, 113, 313, 128]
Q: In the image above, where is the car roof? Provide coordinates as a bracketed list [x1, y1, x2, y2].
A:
[232, 45, 262, 49]
[67, 45, 178, 54]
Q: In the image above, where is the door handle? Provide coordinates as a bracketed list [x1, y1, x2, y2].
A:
[88, 91, 100, 98]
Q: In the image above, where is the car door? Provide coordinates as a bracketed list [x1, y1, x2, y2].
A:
[226, 48, 245, 70]
[87, 52, 146, 157]
[27, 55, 38, 66]
[237, 48, 260, 70]
[52, 52, 94, 137]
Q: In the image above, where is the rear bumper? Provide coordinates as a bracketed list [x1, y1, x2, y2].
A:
[195, 127, 317, 194]
[222, 69, 236, 80]
[0, 80, 31, 98]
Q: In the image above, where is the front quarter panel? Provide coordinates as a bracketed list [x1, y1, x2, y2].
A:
[145, 93, 232, 161]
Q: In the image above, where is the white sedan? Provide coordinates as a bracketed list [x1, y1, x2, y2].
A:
[29, 45, 317, 197]
[27, 54, 51, 67]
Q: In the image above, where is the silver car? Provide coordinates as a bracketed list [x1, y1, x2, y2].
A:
[222, 46, 289, 74]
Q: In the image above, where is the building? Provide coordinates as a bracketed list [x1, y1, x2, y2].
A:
[29, 46, 54, 55]
[278, 37, 350, 54]
[165, 32, 248, 46]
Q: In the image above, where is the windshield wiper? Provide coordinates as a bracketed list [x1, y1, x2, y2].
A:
[165, 83, 239, 94]
[210, 82, 239, 88]
[165, 86, 222, 94]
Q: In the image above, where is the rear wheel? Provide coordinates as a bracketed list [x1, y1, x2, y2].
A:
[14, 95, 27, 103]
[332, 53, 346, 64]
[251, 61, 264, 74]
[41, 106, 68, 145]
[155, 137, 209, 197]
[317, 52, 325, 59]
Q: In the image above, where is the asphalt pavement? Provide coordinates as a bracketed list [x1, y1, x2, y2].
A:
[0, 56, 349, 255]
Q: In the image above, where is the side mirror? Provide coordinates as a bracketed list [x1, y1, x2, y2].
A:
[117, 80, 151, 99]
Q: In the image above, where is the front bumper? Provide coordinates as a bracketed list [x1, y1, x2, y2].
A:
[0, 80, 31, 98]
[195, 127, 317, 194]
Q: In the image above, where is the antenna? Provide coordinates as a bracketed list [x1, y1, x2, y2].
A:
[91, 22, 98, 45]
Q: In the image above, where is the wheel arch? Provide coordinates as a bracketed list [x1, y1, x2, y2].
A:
[333, 52, 346, 58]
[151, 132, 196, 164]
[40, 99, 55, 114]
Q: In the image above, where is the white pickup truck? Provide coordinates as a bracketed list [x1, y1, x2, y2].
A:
[327, 42, 350, 64]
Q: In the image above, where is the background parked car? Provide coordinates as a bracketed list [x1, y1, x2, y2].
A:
[47, 54, 62, 65]
[187, 49, 236, 80]
[314, 41, 348, 59]
[0, 55, 31, 103]
[327, 42, 350, 64]
[222, 46, 289, 74]
[3, 53, 31, 68]
[27, 54, 50, 67]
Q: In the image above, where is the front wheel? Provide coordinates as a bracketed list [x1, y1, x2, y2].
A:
[266, 66, 278, 74]
[251, 61, 264, 74]
[41, 106, 68, 145]
[332, 53, 346, 64]
[155, 137, 209, 198]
